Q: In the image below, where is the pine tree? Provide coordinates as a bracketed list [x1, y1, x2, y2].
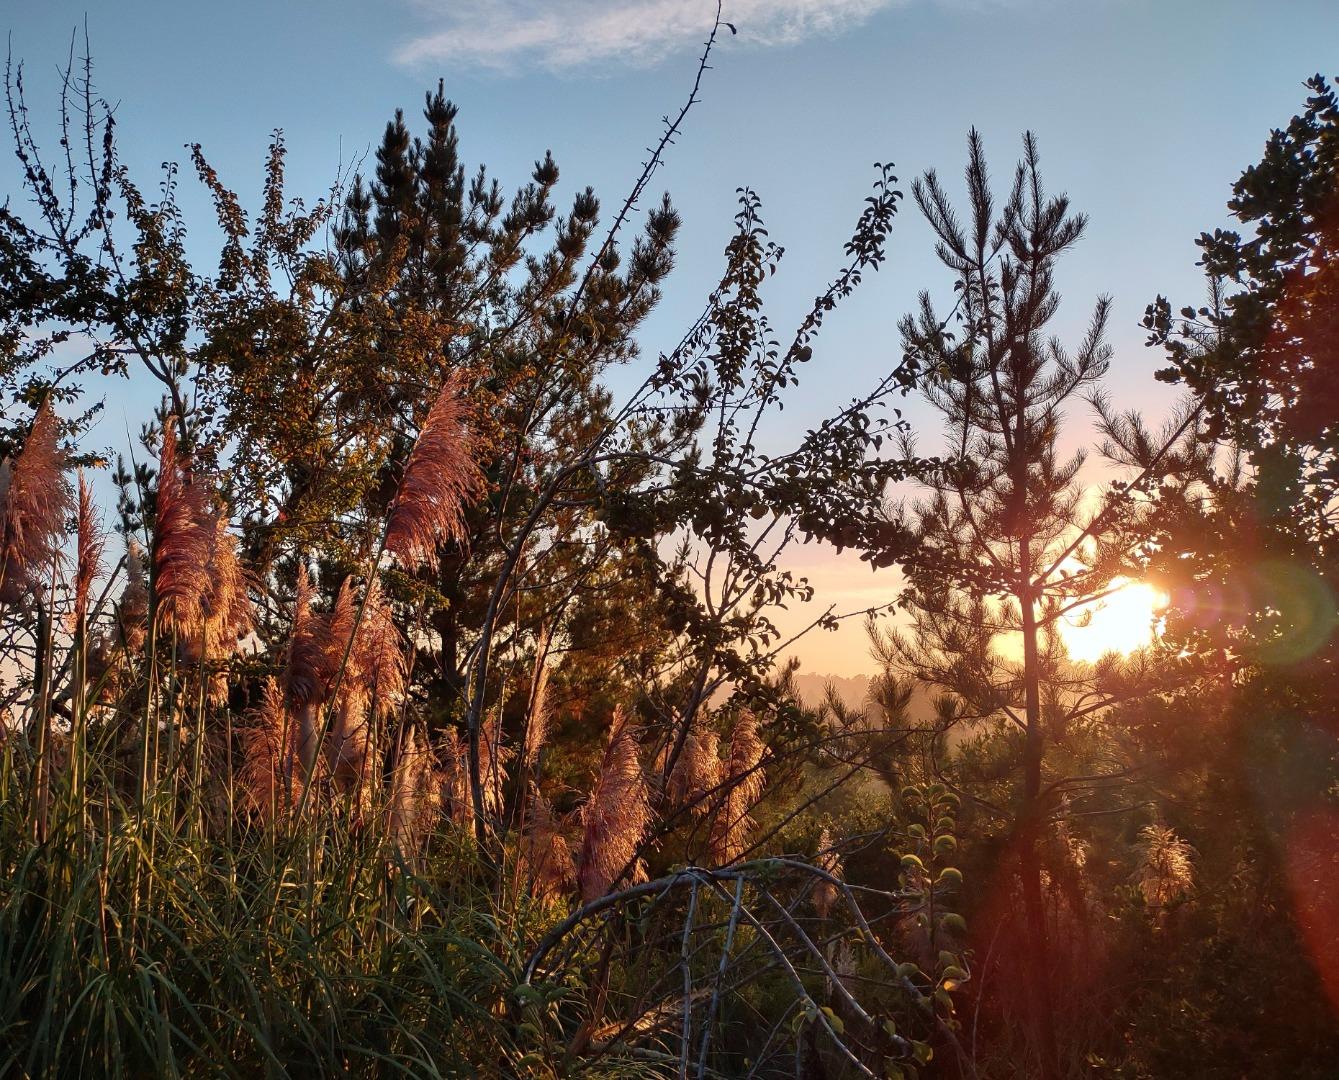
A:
[372, 109, 417, 248]
[877, 130, 1174, 1079]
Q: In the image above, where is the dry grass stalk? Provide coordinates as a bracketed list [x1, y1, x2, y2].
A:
[388, 725, 443, 852]
[708, 711, 766, 866]
[115, 539, 149, 653]
[812, 827, 843, 920]
[480, 710, 512, 818]
[0, 400, 71, 606]
[153, 424, 212, 637]
[578, 708, 652, 902]
[520, 783, 575, 904]
[662, 713, 720, 814]
[384, 371, 486, 571]
[1132, 824, 1195, 908]
[183, 512, 253, 705]
[327, 577, 406, 799]
[438, 727, 473, 825]
[522, 626, 551, 768]
[72, 471, 105, 630]
[238, 677, 307, 821]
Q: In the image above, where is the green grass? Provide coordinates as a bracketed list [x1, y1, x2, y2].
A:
[0, 741, 552, 1078]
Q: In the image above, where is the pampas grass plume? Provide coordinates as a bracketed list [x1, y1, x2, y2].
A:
[578, 708, 652, 902]
[384, 371, 486, 571]
[521, 783, 575, 904]
[709, 711, 765, 866]
[327, 577, 405, 795]
[283, 566, 336, 712]
[281, 565, 340, 774]
[116, 539, 149, 653]
[1132, 824, 1195, 908]
[480, 710, 512, 818]
[153, 423, 212, 636]
[184, 512, 253, 704]
[389, 725, 443, 852]
[663, 715, 720, 815]
[0, 400, 71, 606]
[438, 727, 473, 825]
[345, 576, 406, 720]
[239, 677, 305, 822]
[73, 471, 105, 629]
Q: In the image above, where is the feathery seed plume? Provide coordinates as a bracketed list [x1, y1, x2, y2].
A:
[388, 725, 443, 852]
[183, 512, 253, 704]
[84, 631, 121, 706]
[522, 626, 552, 767]
[281, 565, 341, 773]
[480, 710, 512, 817]
[152, 424, 212, 636]
[326, 577, 405, 798]
[73, 471, 105, 630]
[325, 575, 358, 669]
[353, 576, 407, 717]
[384, 371, 486, 571]
[521, 783, 576, 904]
[312, 575, 357, 772]
[438, 727, 473, 825]
[238, 677, 306, 822]
[578, 708, 652, 902]
[116, 539, 149, 653]
[282, 566, 339, 711]
[708, 711, 766, 866]
[1132, 824, 1195, 908]
[663, 714, 721, 815]
[202, 513, 252, 644]
[0, 400, 72, 606]
[327, 691, 378, 808]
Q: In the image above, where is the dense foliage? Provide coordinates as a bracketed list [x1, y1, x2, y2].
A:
[0, 27, 1335, 1080]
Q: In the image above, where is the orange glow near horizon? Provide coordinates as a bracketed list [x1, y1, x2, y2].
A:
[1060, 578, 1167, 662]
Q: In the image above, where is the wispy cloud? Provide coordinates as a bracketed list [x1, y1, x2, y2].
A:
[395, 0, 901, 72]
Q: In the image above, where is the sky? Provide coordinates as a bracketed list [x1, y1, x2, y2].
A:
[6, 0, 1337, 676]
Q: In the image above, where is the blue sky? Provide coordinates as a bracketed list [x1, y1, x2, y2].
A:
[6, 0, 1337, 673]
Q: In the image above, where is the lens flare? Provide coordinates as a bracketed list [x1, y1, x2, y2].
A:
[1166, 559, 1337, 665]
[1247, 560, 1338, 665]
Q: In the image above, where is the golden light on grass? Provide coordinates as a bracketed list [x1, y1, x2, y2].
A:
[1060, 578, 1168, 662]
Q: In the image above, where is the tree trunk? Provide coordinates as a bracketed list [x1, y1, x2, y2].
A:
[1019, 581, 1061, 1080]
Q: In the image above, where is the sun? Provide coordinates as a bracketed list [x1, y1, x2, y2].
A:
[1059, 578, 1167, 662]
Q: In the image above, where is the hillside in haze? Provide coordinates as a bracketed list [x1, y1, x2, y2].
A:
[789, 671, 871, 713]
[789, 670, 938, 724]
